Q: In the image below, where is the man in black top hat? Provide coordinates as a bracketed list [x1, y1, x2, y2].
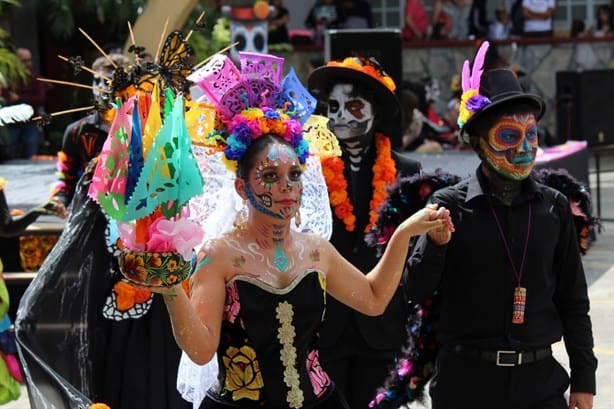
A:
[406, 41, 596, 409]
[308, 56, 421, 408]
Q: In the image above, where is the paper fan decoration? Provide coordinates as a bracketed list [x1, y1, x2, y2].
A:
[123, 93, 204, 221]
[87, 84, 204, 284]
[302, 115, 341, 158]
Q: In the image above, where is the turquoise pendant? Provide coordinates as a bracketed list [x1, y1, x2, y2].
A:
[274, 244, 289, 272]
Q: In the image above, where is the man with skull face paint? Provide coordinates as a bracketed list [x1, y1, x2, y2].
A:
[405, 42, 597, 409]
[49, 53, 131, 218]
[308, 56, 422, 408]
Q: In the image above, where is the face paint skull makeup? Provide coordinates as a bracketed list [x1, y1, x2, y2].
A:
[479, 113, 539, 181]
[245, 142, 303, 221]
[92, 66, 115, 111]
[327, 83, 375, 144]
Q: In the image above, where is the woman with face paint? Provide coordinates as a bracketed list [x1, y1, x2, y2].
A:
[307, 55, 424, 408]
[405, 41, 597, 409]
[140, 51, 454, 409]
[149, 115, 451, 409]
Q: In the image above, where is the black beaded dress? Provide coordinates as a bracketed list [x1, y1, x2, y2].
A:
[201, 270, 349, 409]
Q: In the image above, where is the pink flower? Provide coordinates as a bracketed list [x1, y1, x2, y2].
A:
[378, 225, 395, 245]
[224, 282, 240, 323]
[117, 222, 146, 251]
[569, 200, 587, 218]
[418, 183, 433, 201]
[397, 358, 413, 377]
[368, 392, 387, 407]
[306, 350, 331, 397]
[147, 218, 204, 259]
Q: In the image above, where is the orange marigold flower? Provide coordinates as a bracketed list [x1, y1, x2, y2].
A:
[147, 254, 163, 268]
[167, 259, 178, 273]
[329, 190, 347, 206]
[90, 403, 111, 409]
[321, 134, 395, 234]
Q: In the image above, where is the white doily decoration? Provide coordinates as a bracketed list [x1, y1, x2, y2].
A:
[176, 352, 219, 409]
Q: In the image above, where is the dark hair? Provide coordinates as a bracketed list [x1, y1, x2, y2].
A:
[400, 88, 419, 131]
[236, 134, 294, 179]
[571, 19, 586, 37]
[596, 5, 614, 30]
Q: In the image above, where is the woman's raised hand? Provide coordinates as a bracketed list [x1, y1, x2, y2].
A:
[401, 203, 454, 241]
[424, 202, 454, 245]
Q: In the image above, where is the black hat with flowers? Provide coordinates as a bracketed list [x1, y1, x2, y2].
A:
[458, 41, 545, 143]
[307, 55, 401, 145]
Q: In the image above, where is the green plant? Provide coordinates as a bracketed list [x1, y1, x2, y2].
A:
[184, 3, 231, 64]
[0, 0, 28, 87]
[31, 0, 147, 40]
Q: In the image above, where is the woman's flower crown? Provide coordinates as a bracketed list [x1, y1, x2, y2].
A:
[208, 106, 309, 172]
[457, 41, 491, 129]
[327, 56, 396, 93]
[190, 52, 317, 172]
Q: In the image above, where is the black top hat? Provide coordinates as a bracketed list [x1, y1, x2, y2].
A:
[460, 68, 545, 142]
[307, 56, 401, 140]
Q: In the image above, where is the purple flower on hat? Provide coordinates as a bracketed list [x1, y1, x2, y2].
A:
[466, 94, 492, 112]
[457, 41, 491, 129]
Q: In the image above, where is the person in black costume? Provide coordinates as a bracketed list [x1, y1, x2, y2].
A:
[15, 51, 192, 409]
[307, 56, 423, 408]
[50, 53, 130, 219]
[402, 41, 596, 409]
[268, 0, 290, 44]
[0, 178, 59, 404]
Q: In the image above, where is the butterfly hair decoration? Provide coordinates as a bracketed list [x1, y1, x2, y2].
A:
[136, 30, 194, 94]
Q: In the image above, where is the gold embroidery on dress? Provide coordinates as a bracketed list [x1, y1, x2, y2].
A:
[318, 271, 327, 322]
[276, 301, 303, 408]
[222, 345, 265, 401]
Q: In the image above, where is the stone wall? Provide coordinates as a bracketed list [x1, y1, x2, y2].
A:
[277, 38, 614, 140]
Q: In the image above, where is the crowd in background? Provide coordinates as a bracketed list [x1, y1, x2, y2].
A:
[292, 0, 614, 44]
[3, 0, 614, 159]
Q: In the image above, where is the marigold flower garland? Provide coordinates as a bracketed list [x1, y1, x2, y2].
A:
[326, 57, 396, 93]
[321, 133, 396, 233]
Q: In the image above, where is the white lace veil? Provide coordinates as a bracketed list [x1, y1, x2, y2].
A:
[177, 145, 333, 407]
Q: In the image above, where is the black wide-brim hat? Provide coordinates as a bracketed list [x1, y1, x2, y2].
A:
[461, 68, 545, 142]
[307, 57, 401, 143]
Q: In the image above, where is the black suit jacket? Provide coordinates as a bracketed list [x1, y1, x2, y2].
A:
[320, 148, 421, 350]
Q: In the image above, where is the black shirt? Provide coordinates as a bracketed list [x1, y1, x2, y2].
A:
[406, 166, 597, 394]
[51, 113, 108, 206]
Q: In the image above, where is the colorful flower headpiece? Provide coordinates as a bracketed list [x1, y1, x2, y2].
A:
[208, 106, 309, 172]
[326, 56, 396, 93]
[457, 41, 491, 129]
[189, 52, 317, 172]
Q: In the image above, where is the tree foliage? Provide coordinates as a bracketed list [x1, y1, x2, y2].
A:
[0, 0, 27, 87]
[32, 0, 147, 40]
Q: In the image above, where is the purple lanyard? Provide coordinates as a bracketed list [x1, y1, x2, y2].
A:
[490, 203, 532, 287]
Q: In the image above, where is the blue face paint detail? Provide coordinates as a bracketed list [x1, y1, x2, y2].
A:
[273, 244, 289, 272]
[266, 144, 280, 162]
[245, 183, 284, 220]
